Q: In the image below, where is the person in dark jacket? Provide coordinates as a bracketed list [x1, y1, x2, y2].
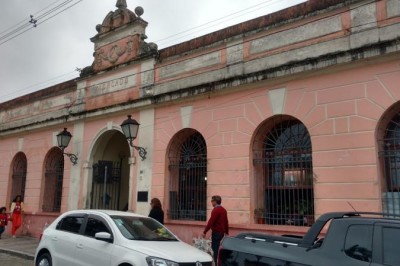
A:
[202, 195, 229, 263]
[148, 198, 164, 224]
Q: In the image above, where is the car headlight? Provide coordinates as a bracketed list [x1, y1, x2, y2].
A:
[146, 257, 179, 266]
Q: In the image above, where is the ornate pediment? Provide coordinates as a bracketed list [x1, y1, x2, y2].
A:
[90, 1, 157, 72]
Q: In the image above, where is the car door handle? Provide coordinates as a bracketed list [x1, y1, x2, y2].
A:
[76, 243, 84, 249]
[51, 237, 58, 241]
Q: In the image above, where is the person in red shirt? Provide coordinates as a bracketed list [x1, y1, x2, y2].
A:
[202, 195, 229, 263]
[10, 195, 24, 238]
[0, 207, 8, 239]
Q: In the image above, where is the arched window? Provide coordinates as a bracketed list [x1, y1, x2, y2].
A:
[10, 152, 27, 201]
[380, 113, 400, 216]
[168, 130, 207, 221]
[253, 117, 314, 226]
[42, 148, 64, 212]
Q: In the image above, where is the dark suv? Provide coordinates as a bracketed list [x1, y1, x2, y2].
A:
[218, 212, 400, 266]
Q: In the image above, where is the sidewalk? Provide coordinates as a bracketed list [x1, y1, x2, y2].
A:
[0, 235, 39, 260]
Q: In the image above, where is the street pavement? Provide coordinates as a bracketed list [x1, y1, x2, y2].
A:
[0, 252, 33, 266]
[0, 235, 38, 265]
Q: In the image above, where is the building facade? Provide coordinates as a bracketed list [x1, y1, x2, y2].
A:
[1, 0, 400, 242]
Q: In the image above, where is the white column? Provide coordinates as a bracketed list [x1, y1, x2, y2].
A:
[68, 121, 84, 210]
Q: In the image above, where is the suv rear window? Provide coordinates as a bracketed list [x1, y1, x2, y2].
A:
[57, 216, 84, 234]
[344, 225, 372, 263]
[383, 227, 400, 266]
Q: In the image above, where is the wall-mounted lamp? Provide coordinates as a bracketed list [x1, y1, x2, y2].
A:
[121, 115, 147, 160]
[56, 128, 78, 165]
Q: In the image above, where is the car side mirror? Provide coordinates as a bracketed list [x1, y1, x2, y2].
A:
[95, 232, 113, 243]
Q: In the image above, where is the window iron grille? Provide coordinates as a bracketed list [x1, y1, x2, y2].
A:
[254, 119, 314, 226]
[379, 113, 400, 216]
[169, 132, 207, 221]
[43, 149, 64, 212]
[11, 152, 27, 201]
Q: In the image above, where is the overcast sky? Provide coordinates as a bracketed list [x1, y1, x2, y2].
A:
[0, 0, 305, 103]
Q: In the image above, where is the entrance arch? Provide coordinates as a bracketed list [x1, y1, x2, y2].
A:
[89, 129, 130, 211]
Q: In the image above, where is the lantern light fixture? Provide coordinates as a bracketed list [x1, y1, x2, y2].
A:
[56, 128, 78, 165]
[121, 115, 147, 160]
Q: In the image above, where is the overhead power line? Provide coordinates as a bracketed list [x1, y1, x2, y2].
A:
[0, 0, 66, 35]
[154, 0, 286, 47]
[0, 0, 298, 101]
[0, 0, 381, 103]
[0, 71, 78, 102]
[0, 0, 83, 46]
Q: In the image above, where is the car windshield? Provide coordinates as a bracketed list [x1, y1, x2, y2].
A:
[111, 215, 178, 241]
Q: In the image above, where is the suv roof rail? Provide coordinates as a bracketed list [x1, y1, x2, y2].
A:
[318, 212, 400, 222]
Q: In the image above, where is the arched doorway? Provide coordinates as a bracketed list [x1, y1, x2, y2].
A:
[89, 129, 130, 211]
[10, 152, 27, 202]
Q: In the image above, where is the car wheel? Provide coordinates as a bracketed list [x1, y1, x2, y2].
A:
[36, 253, 52, 266]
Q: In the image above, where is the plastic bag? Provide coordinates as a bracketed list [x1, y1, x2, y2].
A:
[192, 236, 213, 256]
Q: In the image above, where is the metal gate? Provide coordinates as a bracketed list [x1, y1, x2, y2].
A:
[90, 160, 122, 210]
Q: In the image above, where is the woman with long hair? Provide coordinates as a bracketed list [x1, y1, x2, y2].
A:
[148, 198, 164, 224]
[10, 195, 24, 238]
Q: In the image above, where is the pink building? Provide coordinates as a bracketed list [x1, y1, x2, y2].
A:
[1, 0, 400, 243]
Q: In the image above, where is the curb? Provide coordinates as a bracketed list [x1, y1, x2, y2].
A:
[0, 248, 34, 260]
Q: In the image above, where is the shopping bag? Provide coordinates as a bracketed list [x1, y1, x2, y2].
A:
[192, 236, 213, 256]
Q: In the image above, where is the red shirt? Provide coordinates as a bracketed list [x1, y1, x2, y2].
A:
[0, 213, 8, 227]
[204, 205, 229, 235]
[13, 202, 22, 214]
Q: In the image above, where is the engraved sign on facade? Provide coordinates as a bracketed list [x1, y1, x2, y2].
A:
[89, 73, 137, 97]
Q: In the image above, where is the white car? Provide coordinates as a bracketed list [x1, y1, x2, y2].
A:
[34, 209, 213, 266]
